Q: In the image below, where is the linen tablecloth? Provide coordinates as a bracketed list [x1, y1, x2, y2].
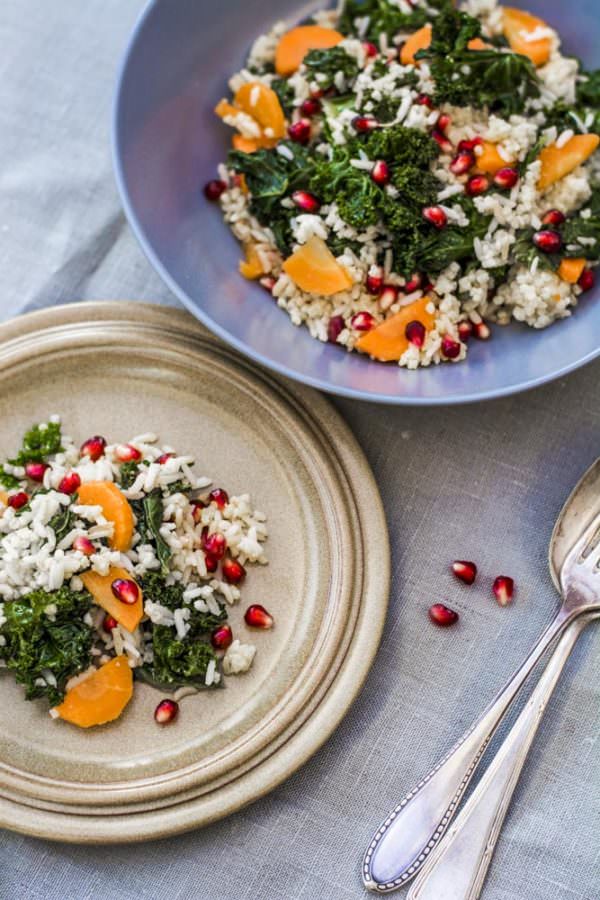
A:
[0, 2, 599, 898]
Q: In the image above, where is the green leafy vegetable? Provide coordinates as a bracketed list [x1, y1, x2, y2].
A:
[131, 491, 171, 575]
[271, 77, 295, 117]
[141, 573, 226, 633]
[0, 467, 20, 490]
[338, 0, 430, 41]
[303, 47, 360, 91]
[48, 504, 76, 544]
[9, 421, 63, 466]
[118, 460, 140, 489]
[144, 627, 219, 689]
[0, 587, 93, 706]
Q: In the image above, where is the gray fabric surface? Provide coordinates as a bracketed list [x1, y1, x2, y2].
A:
[0, 2, 599, 899]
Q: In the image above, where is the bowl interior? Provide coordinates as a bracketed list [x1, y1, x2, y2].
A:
[113, 0, 600, 405]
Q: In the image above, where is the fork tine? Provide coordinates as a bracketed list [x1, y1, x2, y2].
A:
[561, 511, 600, 585]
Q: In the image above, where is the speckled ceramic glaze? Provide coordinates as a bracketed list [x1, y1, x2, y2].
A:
[112, 0, 600, 405]
[0, 302, 389, 842]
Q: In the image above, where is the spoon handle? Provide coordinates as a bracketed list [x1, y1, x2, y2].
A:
[362, 611, 569, 892]
[407, 616, 589, 900]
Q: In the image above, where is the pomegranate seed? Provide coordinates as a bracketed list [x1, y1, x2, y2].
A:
[493, 167, 519, 190]
[351, 311, 376, 331]
[25, 461, 48, 483]
[73, 535, 95, 556]
[211, 623, 233, 651]
[533, 230, 562, 254]
[429, 603, 459, 627]
[404, 273, 422, 293]
[423, 206, 448, 229]
[432, 129, 453, 154]
[111, 578, 139, 605]
[190, 499, 205, 523]
[103, 614, 118, 632]
[157, 452, 174, 465]
[292, 190, 321, 213]
[379, 285, 399, 311]
[441, 335, 461, 359]
[452, 560, 477, 585]
[201, 528, 227, 560]
[287, 119, 311, 144]
[352, 115, 378, 133]
[8, 492, 28, 510]
[327, 315, 345, 343]
[204, 554, 218, 573]
[579, 268, 595, 291]
[416, 94, 434, 108]
[437, 113, 451, 133]
[473, 321, 491, 340]
[154, 699, 179, 724]
[371, 160, 390, 186]
[80, 435, 106, 461]
[259, 275, 276, 293]
[541, 209, 565, 227]
[405, 320, 426, 348]
[300, 97, 322, 117]
[450, 150, 476, 175]
[222, 556, 246, 584]
[58, 472, 81, 494]
[204, 179, 227, 201]
[363, 40, 379, 58]
[458, 137, 483, 152]
[209, 487, 229, 508]
[116, 444, 142, 462]
[244, 604, 274, 629]
[466, 175, 490, 197]
[458, 320, 473, 342]
[493, 575, 514, 607]
[366, 265, 384, 295]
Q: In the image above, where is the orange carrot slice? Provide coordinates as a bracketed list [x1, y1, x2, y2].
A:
[275, 25, 344, 76]
[80, 566, 143, 633]
[283, 235, 353, 296]
[239, 244, 265, 280]
[234, 82, 286, 140]
[400, 24, 432, 66]
[475, 141, 514, 175]
[77, 481, 134, 551]
[558, 258, 586, 284]
[502, 7, 552, 67]
[538, 134, 600, 190]
[55, 657, 133, 728]
[355, 297, 436, 362]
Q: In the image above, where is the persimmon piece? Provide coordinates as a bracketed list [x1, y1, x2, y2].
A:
[55, 656, 133, 728]
[467, 38, 491, 51]
[475, 141, 514, 175]
[77, 481, 134, 551]
[558, 258, 586, 284]
[239, 244, 265, 280]
[282, 235, 353, 296]
[275, 25, 344, 76]
[538, 135, 600, 190]
[234, 82, 286, 140]
[355, 297, 436, 362]
[400, 24, 432, 66]
[215, 99, 239, 120]
[0, 491, 8, 507]
[80, 566, 143, 633]
[231, 134, 276, 153]
[502, 7, 552, 67]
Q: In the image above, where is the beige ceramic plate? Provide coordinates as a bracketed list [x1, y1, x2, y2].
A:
[0, 302, 389, 843]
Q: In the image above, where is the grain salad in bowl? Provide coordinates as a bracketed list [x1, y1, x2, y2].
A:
[205, 0, 600, 368]
[0, 417, 270, 728]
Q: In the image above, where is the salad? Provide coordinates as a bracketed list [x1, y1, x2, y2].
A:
[206, 0, 600, 368]
[0, 417, 270, 728]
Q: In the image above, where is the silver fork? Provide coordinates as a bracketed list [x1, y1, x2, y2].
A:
[363, 510, 600, 893]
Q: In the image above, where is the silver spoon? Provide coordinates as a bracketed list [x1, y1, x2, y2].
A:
[363, 458, 600, 893]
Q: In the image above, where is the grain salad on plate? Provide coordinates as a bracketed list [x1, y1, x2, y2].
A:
[205, 0, 600, 368]
[0, 417, 271, 728]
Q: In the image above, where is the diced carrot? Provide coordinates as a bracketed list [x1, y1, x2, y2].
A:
[239, 244, 265, 280]
[234, 82, 286, 140]
[80, 567, 143, 633]
[558, 258, 586, 284]
[538, 134, 600, 190]
[400, 24, 432, 66]
[77, 481, 134, 551]
[475, 141, 514, 175]
[55, 657, 133, 728]
[275, 25, 344, 76]
[502, 7, 552, 67]
[282, 235, 353, 296]
[355, 296, 436, 362]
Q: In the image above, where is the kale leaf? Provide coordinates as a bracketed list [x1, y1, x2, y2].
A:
[271, 77, 295, 117]
[131, 491, 171, 575]
[141, 572, 226, 634]
[0, 587, 93, 706]
[338, 0, 430, 41]
[0, 467, 20, 490]
[48, 504, 76, 544]
[303, 47, 360, 91]
[119, 460, 140, 489]
[143, 627, 219, 689]
[9, 421, 63, 466]
[577, 69, 600, 107]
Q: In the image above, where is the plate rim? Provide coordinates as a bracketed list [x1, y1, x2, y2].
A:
[0, 300, 390, 842]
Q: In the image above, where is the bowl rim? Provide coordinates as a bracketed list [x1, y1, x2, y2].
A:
[111, 0, 600, 407]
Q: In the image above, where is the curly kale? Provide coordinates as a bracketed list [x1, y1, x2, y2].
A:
[118, 460, 140, 489]
[303, 47, 360, 92]
[0, 467, 20, 490]
[9, 420, 63, 466]
[141, 573, 226, 634]
[129, 490, 172, 575]
[543, 70, 600, 137]
[0, 587, 93, 706]
[271, 77, 295, 117]
[338, 0, 432, 41]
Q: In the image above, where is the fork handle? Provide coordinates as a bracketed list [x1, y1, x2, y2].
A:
[363, 610, 570, 892]
[407, 616, 588, 900]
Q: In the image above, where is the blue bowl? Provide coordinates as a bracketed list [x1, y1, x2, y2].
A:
[113, 0, 600, 405]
